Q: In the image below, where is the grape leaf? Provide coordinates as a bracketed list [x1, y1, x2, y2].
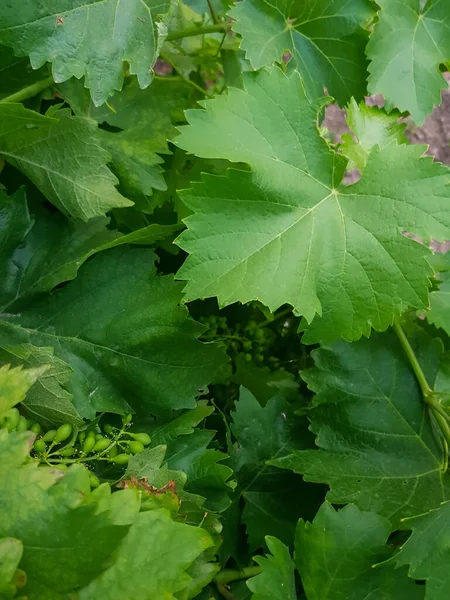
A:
[175, 67, 450, 343]
[271, 329, 450, 523]
[79, 508, 213, 600]
[340, 99, 408, 171]
[246, 536, 296, 600]
[0, 429, 140, 598]
[0, 364, 48, 419]
[367, 0, 450, 124]
[297, 502, 424, 600]
[0, 537, 23, 597]
[0, 343, 83, 427]
[0, 105, 132, 220]
[0, 247, 227, 418]
[232, 357, 299, 404]
[391, 500, 450, 600]
[59, 77, 194, 203]
[229, 0, 373, 104]
[146, 400, 214, 446]
[166, 429, 235, 512]
[0, 188, 180, 313]
[126, 444, 222, 530]
[176, 558, 220, 600]
[0, 0, 172, 106]
[127, 444, 189, 493]
[0, 188, 119, 310]
[228, 388, 323, 552]
[427, 271, 450, 336]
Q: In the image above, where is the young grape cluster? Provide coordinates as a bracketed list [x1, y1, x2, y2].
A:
[200, 314, 281, 370]
[0, 409, 151, 487]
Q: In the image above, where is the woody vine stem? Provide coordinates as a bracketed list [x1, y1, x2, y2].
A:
[393, 318, 450, 466]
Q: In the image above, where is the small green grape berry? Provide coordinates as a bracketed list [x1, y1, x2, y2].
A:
[108, 445, 118, 458]
[131, 433, 151, 446]
[128, 440, 144, 455]
[16, 415, 28, 433]
[77, 431, 86, 444]
[82, 436, 96, 455]
[33, 439, 47, 453]
[43, 429, 57, 442]
[55, 423, 72, 443]
[110, 453, 130, 465]
[93, 438, 110, 452]
[95, 433, 103, 441]
[123, 414, 132, 424]
[103, 423, 113, 435]
[30, 422, 41, 435]
[244, 353, 252, 362]
[89, 473, 100, 488]
[4, 408, 20, 432]
[60, 447, 74, 457]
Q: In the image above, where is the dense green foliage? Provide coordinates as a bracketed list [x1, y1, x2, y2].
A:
[1, 0, 450, 598]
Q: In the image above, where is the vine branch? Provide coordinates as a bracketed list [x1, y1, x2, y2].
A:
[214, 566, 262, 599]
[0, 75, 54, 104]
[166, 23, 228, 41]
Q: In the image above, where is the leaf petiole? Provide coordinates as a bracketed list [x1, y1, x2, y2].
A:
[0, 76, 54, 104]
[392, 320, 432, 398]
[214, 566, 262, 599]
[393, 319, 450, 452]
[166, 23, 228, 42]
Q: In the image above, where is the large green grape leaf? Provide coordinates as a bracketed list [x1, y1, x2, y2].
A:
[79, 508, 213, 600]
[0, 344, 83, 428]
[58, 77, 194, 204]
[175, 67, 450, 343]
[0, 187, 179, 313]
[0, 429, 140, 598]
[246, 537, 296, 600]
[391, 501, 450, 600]
[0, 0, 172, 107]
[297, 502, 424, 600]
[0, 105, 132, 220]
[228, 0, 373, 105]
[340, 99, 408, 171]
[227, 388, 323, 553]
[271, 329, 450, 524]
[0, 364, 48, 419]
[0, 247, 227, 419]
[367, 0, 450, 124]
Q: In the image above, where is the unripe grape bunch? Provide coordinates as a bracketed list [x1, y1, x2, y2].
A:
[0, 409, 151, 487]
[199, 314, 281, 370]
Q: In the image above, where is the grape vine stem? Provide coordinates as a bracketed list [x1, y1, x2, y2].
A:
[0, 76, 54, 104]
[393, 319, 450, 454]
[214, 566, 262, 599]
[166, 23, 228, 41]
